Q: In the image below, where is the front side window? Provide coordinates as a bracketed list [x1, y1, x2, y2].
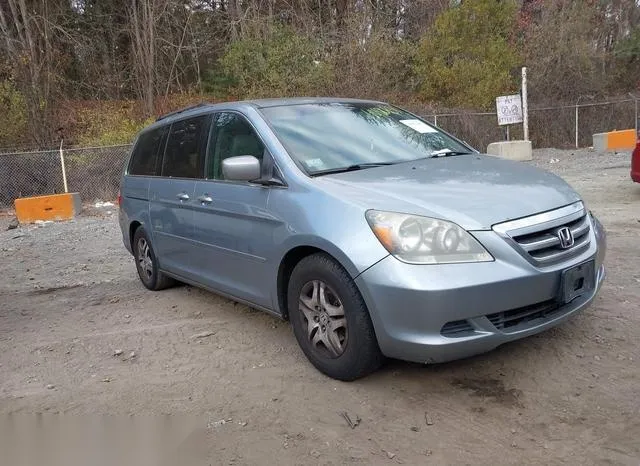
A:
[260, 103, 472, 175]
[128, 126, 168, 176]
[208, 112, 264, 180]
[161, 114, 211, 178]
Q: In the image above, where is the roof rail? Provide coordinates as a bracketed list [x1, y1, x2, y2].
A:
[156, 102, 209, 122]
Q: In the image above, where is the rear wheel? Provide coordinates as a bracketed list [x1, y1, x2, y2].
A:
[132, 226, 175, 291]
[288, 253, 383, 380]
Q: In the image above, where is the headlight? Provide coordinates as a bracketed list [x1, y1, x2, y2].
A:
[366, 210, 493, 264]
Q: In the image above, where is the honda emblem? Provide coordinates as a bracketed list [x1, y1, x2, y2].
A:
[557, 226, 574, 249]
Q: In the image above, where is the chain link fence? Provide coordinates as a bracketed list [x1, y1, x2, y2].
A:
[0, 98, 637, 208]
[0, 145, 131, 207]
[422, 98, 639, 151]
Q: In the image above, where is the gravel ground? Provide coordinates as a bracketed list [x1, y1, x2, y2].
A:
[0, 148, 639, 465]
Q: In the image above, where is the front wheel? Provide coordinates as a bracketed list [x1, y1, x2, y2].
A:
[288, 253, 383, 381]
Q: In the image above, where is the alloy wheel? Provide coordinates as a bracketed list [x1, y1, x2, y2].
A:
[298, 280, 347, 358]
[137, 237, 153, 279]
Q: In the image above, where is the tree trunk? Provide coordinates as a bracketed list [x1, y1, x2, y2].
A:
[129, 0, 156, 116]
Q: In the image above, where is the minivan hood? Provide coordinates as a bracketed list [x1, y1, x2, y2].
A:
[318, 155, 581, 230]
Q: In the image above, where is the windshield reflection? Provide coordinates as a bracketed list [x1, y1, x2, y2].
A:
[261, 103, 471, 174]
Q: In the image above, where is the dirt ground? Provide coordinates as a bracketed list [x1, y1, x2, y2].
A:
[1, 148, 639, 465]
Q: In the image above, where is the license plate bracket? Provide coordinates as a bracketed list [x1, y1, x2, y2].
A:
[560, 260, 595, 304]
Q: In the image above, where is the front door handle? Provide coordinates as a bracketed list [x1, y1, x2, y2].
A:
[197, 195, 213, 204]
[176, 192, 190, 201]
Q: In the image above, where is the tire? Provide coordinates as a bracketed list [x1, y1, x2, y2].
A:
[288, 253, 384, 381]
[132, 226, 175, 291]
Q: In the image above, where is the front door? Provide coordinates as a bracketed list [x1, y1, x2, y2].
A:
[149, 114, 211, 279]
[191, 112, 279, 308]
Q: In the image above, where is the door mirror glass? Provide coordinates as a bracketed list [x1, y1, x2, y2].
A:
[222, 156, 261, 181]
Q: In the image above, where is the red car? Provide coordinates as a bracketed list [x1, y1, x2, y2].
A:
[632, 128, 640, 183]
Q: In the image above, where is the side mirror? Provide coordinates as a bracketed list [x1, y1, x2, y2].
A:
[222, 156, 261, 181]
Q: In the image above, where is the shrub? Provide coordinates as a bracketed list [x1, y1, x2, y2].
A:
[414, 0, 521, 109]
[75, 106, 153, 146]
[0, 80, 27, 147]
[206, 25, 333, 98]
[330, 29, 419, 100]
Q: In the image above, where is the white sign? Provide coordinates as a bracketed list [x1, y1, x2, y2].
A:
[399, 119, 438, 134]
[496, 94, 523, 126]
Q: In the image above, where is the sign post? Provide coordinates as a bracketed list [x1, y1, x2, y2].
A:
[59, 138, 69, 193]
[522, 67, 529, 141]
[488, 69, 533, 161]
[496, 67, 529, 141]
[496, 94, 523, 138]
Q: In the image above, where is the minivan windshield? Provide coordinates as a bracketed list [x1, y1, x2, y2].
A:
[260, 103, 473, 175]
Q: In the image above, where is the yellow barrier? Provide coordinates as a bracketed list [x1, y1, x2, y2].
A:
[606, 129, 637, 150]
[14, 193, 82, 223]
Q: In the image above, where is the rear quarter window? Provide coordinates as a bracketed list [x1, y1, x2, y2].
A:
[128, 126, 169, 176]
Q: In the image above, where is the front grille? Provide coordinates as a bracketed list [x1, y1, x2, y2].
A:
[513, 214, 591, 263]
[487, 300, 560, 331]
[441, 319, 474, 337]
[493, 202, 591, 266]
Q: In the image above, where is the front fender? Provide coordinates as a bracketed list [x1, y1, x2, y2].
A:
[277, 234, 388, 279]
[268, 186, 390, 279]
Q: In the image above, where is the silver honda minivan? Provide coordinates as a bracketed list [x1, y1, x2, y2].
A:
[118, 98, 606, 380]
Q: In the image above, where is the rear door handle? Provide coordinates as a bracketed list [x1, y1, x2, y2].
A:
[176, 192, 190, 201]
[197, 195, 213, 204]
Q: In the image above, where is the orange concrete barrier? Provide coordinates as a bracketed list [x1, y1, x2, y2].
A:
[606, 129, 636, 150]
[14, 193, 82, 223]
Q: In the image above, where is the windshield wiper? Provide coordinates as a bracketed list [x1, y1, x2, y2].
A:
[310, 162, 395, 176]
[427, 149, 472, 158]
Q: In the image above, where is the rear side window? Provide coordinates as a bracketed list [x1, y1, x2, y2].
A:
[161, 115, 211, 178]
[128, 126, 168, 176]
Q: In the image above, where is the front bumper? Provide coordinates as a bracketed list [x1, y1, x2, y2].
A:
[355, 217, 606, 364]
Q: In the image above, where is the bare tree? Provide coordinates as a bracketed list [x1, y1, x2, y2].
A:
[0, 0, 639, 149]
[128, 0, 171, 115]
[0, 0, 64, 144]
